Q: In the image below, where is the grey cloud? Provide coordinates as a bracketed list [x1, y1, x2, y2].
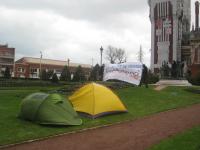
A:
[0, 12, 63, 57]
[0, 0, 152, 66]
[0, 0, 148, 22]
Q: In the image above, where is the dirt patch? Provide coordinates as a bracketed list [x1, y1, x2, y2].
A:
[154, 85, 168, 91]
[2, 104, 200, 150]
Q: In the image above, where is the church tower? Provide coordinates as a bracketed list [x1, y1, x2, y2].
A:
[148, 0, 191, 73]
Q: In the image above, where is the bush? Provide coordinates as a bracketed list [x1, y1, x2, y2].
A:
[188, 72, 200, 86]
[40, 70, 54, 81]
[101, 81, 134, 90]
[4, 67, 11, 79]
[73, 65, 86, 82]
[60, 66, 71, 81]
[47, 70, 54, 80]
[89, 64, 100, 81]
[148, 71, 159, 84]
[51, 73, 59, 83]
[0, 78, 64, 87]
[41, 70, 47, 81]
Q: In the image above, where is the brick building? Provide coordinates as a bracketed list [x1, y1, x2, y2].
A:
[149, 0, 200, 77]
[0, 44, 15, 77]
[148, 0, 191, 73]
[181, 1, 200, 77]
[15, 57, 92, 79]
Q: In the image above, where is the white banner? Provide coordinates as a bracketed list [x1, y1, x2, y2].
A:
[103, 62, 143, 85]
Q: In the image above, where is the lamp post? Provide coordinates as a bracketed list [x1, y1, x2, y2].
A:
[92, 58, 94, 67]
[100, 46, 103, 66]
[39, 51, 42, 79]
[67, 58, 70, 67]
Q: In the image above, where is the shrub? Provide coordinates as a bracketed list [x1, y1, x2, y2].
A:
[73, 65, 86, 82]
[148, 71, 159, 84]
[188, 72, 200, 86]
[0, 78, 65, 87]
[89, 64, 100, 81]
[41, 70, 48, 81]
[47, 70, 54, 80]
[4, 67, 11, 79]
[60, 66, 71, 81]
[52, 73, 59, 83]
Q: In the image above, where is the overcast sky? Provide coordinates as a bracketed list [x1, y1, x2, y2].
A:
[0, 0, 197, 66]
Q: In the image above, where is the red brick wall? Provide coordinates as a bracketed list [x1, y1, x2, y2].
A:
[0, 45, 15, 73]
[14, 63, 91, 78]
[0, 46, 15, 57]
[153, 2, 173, 65]
[14, 64, 29, 78]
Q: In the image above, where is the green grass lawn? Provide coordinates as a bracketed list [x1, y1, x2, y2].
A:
[149, 125, 200, 150]
[0, 85, 200, 146]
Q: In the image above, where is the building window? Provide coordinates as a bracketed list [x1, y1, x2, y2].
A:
[30, 68, 37, 73]
[18, 67, 25, 73]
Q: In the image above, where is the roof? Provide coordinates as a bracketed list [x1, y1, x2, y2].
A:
[15, 57, 92, 68]
[0, 44, 8, 48]
[0, 44, 15, 49]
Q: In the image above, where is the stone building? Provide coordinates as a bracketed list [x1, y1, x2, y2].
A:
[0, 44, 15, 77]
[182, 1, 200, 77]
[148, 0, 191, 73]
[15, 57, 92, 79]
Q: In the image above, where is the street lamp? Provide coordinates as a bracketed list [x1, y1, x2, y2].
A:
[40, 51, 42, 79]
[92, 58, 94, 67]
[100, 46, 103, 66]
[67, 58, 70, 67]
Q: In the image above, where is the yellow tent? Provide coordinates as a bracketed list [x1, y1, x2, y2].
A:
[69, 82, 127, 118]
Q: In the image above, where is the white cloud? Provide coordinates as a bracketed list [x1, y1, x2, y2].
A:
[0, 0, 198, 68]
[0, 3, 152, 66]
[12, 0, 200, 68]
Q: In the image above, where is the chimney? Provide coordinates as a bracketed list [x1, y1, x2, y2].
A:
[195, 1, 199, 29]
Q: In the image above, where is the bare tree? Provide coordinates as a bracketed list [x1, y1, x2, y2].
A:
[116, 48, 127, 63]
[137, 45, 144, 63]
[105, 45, 127, 64]
[105, 45, 117, 64]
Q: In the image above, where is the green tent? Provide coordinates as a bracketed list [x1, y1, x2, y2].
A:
[19, 93, 82, 126]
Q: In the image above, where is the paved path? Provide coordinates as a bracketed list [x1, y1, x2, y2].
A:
[2, 104, 200, 150]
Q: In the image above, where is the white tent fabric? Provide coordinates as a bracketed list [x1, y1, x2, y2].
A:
[103, 62, 143, 85]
